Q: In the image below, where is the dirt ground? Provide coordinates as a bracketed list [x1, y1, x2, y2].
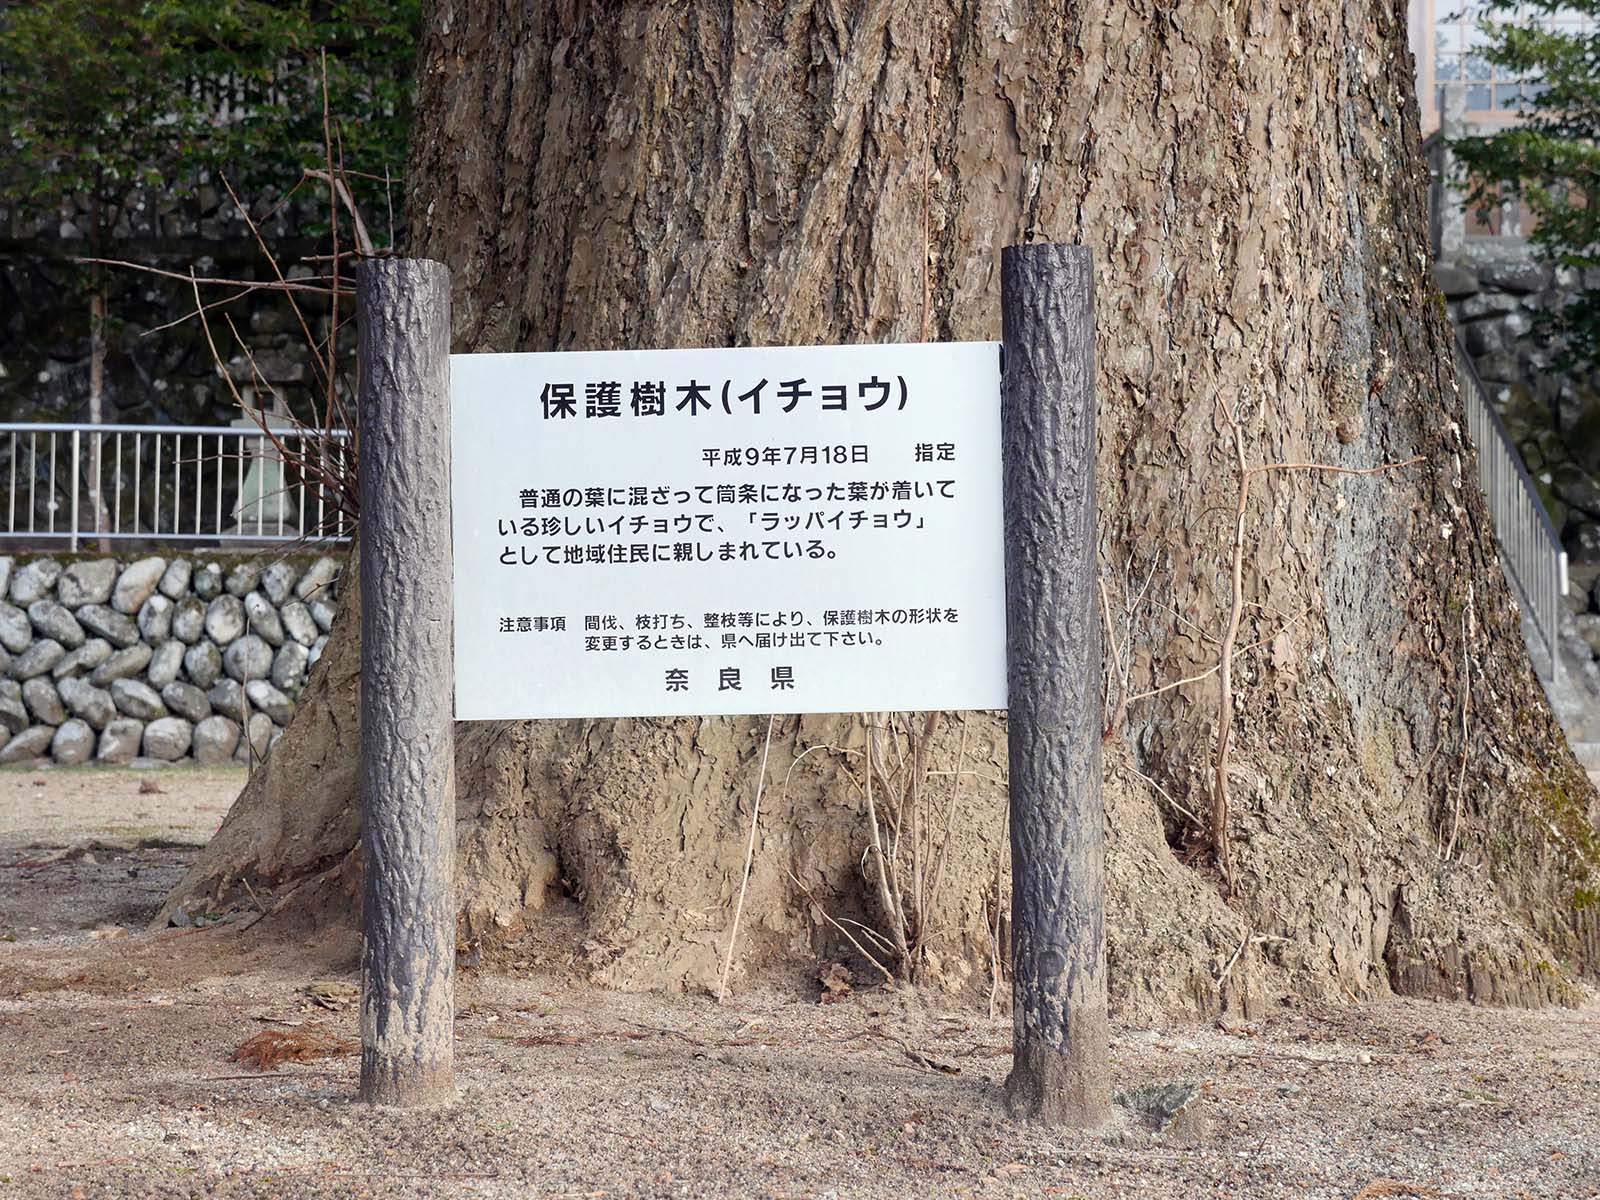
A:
[0, 766, 1596, 1199]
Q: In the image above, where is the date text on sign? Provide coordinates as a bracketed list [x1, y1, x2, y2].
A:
[450, 342, 1007, 719]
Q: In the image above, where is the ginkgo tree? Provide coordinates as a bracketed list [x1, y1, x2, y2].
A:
[165, 1, 1600, 1031]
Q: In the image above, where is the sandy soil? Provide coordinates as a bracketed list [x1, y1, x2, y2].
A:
[0, 763, 239, 845]
[0, 765, 1597, 1199]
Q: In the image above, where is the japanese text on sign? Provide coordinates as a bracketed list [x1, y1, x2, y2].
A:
[451, 341, 1007, 719]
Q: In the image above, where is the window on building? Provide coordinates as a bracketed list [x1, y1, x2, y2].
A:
[1413, 1, 1593, 134]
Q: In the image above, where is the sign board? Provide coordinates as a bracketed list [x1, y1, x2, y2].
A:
[450, 342, 1006, 719]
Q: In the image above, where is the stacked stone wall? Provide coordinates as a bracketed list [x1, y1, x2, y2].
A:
[0, 551, 344, 768]
[1440, 250, 1600, 671]
[1440, 254, 1600, 559]
[0, 183, 341, 428]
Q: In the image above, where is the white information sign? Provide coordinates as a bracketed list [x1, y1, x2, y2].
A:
[451, 341, 1006, 719]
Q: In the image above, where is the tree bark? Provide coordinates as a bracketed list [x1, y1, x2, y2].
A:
[87, 287, 111, 552]
[355, 259, 456, 1106]
[87, 185, 111, 551]
[88, 289, 104, 432]
[164, 0, 1599, 1015]
[1000, 244, 1109, 1125]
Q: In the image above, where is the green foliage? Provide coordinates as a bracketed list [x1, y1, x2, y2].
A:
[1450, 0, 1600, 371]
[0, 0, 420, 246]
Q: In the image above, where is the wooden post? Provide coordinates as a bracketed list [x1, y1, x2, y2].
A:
[999, 243, 1110, 1126]
[355, 258, 456, 1106]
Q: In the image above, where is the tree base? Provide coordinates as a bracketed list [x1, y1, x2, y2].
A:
[359, 1053, 456, 1108]
[156, 553, 1597, 1022]
[1004, 1014, 1113, 1127]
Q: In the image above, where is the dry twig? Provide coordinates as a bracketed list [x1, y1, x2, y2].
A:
[718, 714, 778, 1002]
[1445, 592, 1475, 862]
[1211, 396, 1423, 892]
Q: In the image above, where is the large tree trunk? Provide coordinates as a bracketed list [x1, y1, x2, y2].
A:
[164, 0, 1600, 1018]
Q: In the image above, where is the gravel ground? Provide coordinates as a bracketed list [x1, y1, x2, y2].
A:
[0, 765, 1597, 1199]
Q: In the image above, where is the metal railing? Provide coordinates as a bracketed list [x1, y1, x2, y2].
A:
[1455, 339, 1568, 684]
[0, 423, 353, 547]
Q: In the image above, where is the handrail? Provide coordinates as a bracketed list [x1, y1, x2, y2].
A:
[1455, 338, 1564, 545]
[0, 422, 352, 437]
[1453, 335, 1568, 685]
[0, 421, 353, 548]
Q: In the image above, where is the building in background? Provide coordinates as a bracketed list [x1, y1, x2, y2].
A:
[1408, 1, 1597, 238]
[1411, 3, 1600, 712]
[1408, 0, 1587, 136]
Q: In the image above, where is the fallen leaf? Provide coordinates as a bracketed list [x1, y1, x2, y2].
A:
[818, 961, 854, 1004]
[231, 1027, 357, 1071]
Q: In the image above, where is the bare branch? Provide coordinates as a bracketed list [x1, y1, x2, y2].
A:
[1209, 397, 1425, 894]
[220, 174, 330, 396]
[718, 714, 778, 1002]
[76, 257, 347, 295]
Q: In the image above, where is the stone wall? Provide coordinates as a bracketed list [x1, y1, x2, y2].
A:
[0, 551, 344, 768]
[0, 180, 347, 428]
[1438, 247, 1600, 681]
[1440, 248, 1600, 565]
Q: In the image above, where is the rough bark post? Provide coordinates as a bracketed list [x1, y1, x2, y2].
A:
[355, 257, 456, 1107]
[1000, 243, 1109, 1126]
